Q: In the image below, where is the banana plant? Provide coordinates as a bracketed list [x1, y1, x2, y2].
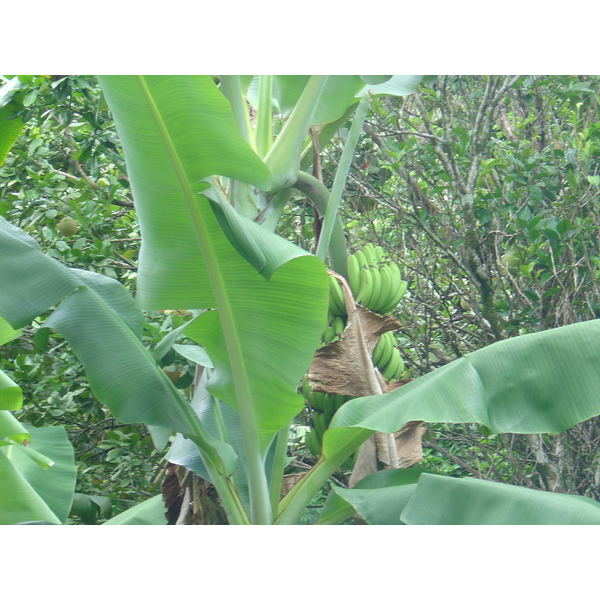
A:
[4, 75, 600, 525]
[0, 316, 77, 524]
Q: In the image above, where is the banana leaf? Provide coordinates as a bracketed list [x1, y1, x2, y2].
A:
[0, 424, 76, 525]
[0, 370, 21, 411]
[330, 319, 600, 437]
[0, 219, 236, 477]
[0, 317, 21, 411]
[324, 469, 600, 525]
[270, 75, 422, 124]
[279, 319, 600, 523]
[97, 75, 329, 460]
[103, 494, 167, 525]
[401, 474, 600, 525]
[316, 468, 431, 525]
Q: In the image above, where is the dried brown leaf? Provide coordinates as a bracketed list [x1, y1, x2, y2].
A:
[308, 286, 400, 397]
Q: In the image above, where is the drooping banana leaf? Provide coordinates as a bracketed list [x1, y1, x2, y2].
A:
[323, 468, 600, 525]
[0, 219, 236, 478]
[271, 75, 422, 124]
[98, 75, 329, 458]
[277, 319, 600, 523]
[316, 468, 432, 525]
[0, 316, 22, 411]
[103, 494, 167, 525]
[331, 319, 600, 436]
[359, 75, 424, 97]
[0, 410, 30, 446]
[0, 424, 76, 525]
[401, 474, 600, 525]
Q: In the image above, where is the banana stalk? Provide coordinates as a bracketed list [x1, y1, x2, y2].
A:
[263, 76, 329, 192]
[315, 93, 371, 263]
[255, 75, 273, 158]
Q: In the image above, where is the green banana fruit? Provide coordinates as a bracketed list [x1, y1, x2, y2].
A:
[328, 275, 347, 316]
[378, 261, 406, 314]
[375, 263, 394, 312]
[372, 330, 393, 368]
[379, 280, 407, 315]
[333, 316, 345, 336]
[367, 265, 383, 311]
[346, 253, 361, 300]
[354, 249, 368, 271]
[391, 353, 405, 380]
[362, 243, 377, 266]
[333, 394, 349, 411]
[312, 410, 329, 439]
[356, 263, 374, 307]
[308, 391, 327, 411]
[377, 333, 396, 371]
[301, 375, 312, 399]
[318, 393, 335, 418]
[346, 246, 407, 314]
[305, 428, 322, 456]
[381, 347, 404, 381]
[322, 325, 336, 344]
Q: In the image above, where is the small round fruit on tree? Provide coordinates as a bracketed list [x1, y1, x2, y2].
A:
[57, 216, 78, 236]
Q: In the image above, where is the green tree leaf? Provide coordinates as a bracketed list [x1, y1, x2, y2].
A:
[0, 77, 25, 165]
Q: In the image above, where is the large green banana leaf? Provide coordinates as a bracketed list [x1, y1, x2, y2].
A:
[325, 469, 600, 525]
[97, 76, 329, 458]
[330, 319, 600, 437]
[400, 474, 600, 525]
[317, 469, 429, 525]
[103, 495, 167, 525]
[0, 316, 22, 411]
[0, 423, 76, 525]
[269, 75, 423, 124]
[0, 218, 236, 477]
[279, 319, 600, 523]
[98, 75, 273, 309]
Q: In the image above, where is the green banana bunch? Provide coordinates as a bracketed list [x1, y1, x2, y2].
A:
[346, 244, 407, 314]
[304, 428, 322, 456]
[321, 315, 346, 344]
[328, 275, 347, 317]
[371, 331, 404, 381]
[312, 409, 330, 440]
[303, 387, 350, 418]
[299, 375, 353, 455]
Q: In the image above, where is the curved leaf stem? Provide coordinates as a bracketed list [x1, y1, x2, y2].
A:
[219, 76, 255, 150]
[274, 427, 373, 524]
[291, 171, 348, 276]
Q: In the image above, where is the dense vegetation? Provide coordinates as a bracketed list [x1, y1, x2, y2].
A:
[2, 75, 600, 524]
